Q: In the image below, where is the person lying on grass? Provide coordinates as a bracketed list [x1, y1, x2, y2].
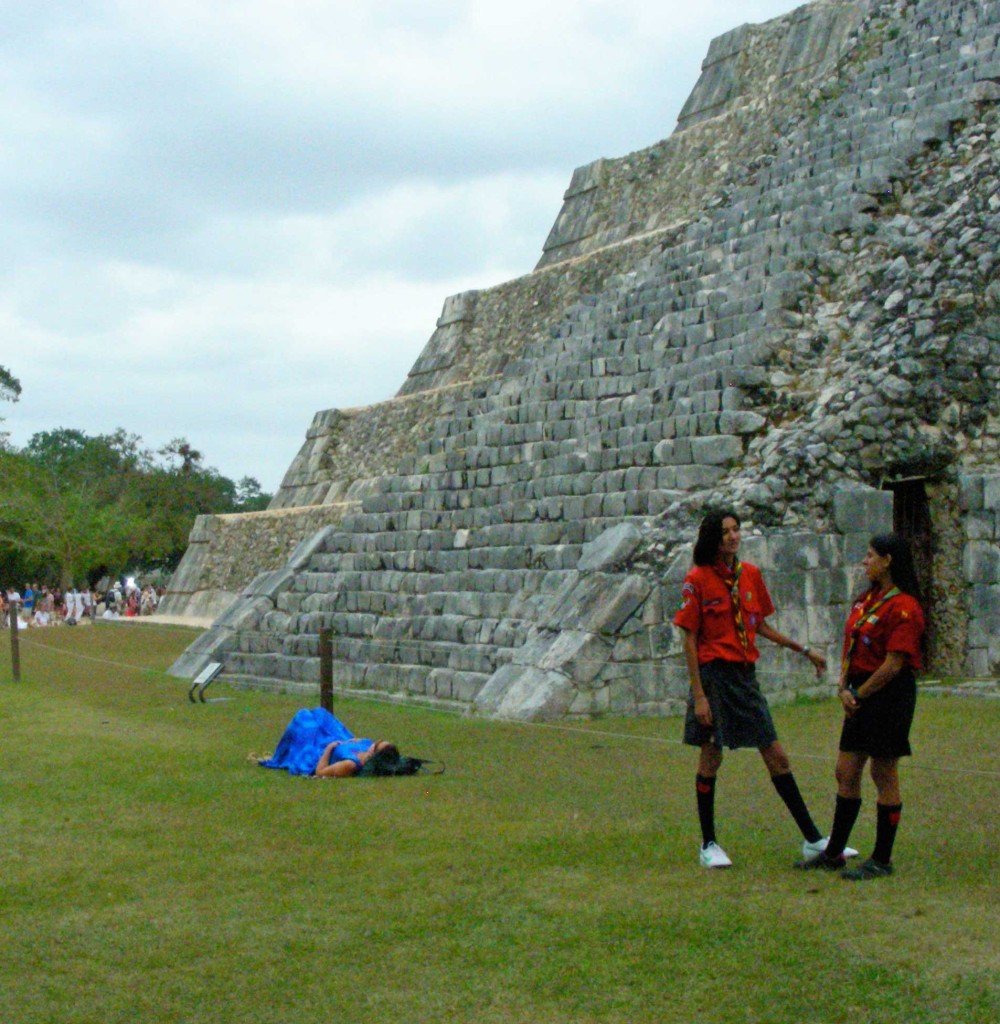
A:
[314, 738, 399, 777]
[258, 708, 418, 778]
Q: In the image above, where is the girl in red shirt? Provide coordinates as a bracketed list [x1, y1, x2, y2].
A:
[674, 510, 839, 869]
[804, 532, 925, 880]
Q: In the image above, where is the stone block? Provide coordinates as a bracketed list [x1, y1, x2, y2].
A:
[966, 513, 995, 541]
[577, 523, 644, 571]
[963, 542, 1000, 584]
[653, 438, 692, 465]
[540, 630, 613, 684]
[718, 411, 767, 434]
[662, 550, 692, 586]
[690, 435, 743, 465]
[738, 535, 767, 566]
[833, 487, 893, 535]
[968, 585, 1000, 631]
[841, 532, 871, 564]
[959, 473, 985, 511]
[674, 465, 727, 488]
[611, 630, 653, 663]
[473, 664, 576, 721]
[540, 573, 652, 635]
[768, 533, 823, 571]
[804, 569, 838, 606]
[983, 476, 1000, 512]
[764, 570, 806, 608]
[963, 649, 990, 677]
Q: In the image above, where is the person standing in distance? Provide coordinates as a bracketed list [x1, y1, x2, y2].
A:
[673, 509, 851, 868]
[799, 532, 925, 880]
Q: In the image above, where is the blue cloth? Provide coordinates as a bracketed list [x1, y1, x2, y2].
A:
[258, 708, 366, 776]
[325, 737, 377, 770]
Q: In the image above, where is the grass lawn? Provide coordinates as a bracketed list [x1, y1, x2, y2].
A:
[1, 623, 997, 1024]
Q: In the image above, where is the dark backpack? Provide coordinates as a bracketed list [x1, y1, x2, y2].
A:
[357, 747, 444, 777]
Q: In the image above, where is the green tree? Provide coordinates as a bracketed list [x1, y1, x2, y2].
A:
[0, 424, 272, 584]
[0, 447, 142, 588]
[159, 437, 203, 473]
[0, 365, 19, 404]
[133, 464, 238, 569]
[0, 364, 21, 447]
[235, 476, 271, 511]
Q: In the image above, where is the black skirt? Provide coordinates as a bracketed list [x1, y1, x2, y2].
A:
[683, 659, 779, 750]
[839, 668, 917, 759]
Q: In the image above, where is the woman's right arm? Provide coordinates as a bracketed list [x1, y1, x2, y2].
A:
[841, 651, 907, 714]
[315, 759, 359, 778]
[314, 742, 359, 777]
[680, 627, 712, 727]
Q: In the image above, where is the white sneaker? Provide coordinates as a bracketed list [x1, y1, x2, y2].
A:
[700, 841, 732, 868]
[801, 836, 859, 863]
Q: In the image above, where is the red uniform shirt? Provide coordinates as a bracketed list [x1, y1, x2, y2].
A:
[842, 588, 925, 674]
[673, 560, 775, 665]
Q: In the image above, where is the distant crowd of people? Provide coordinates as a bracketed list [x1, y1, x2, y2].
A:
[1, 579, 164, 628]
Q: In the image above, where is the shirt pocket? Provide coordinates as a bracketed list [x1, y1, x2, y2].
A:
[739, 589, 761, 628]
[700, 600, 730, 638]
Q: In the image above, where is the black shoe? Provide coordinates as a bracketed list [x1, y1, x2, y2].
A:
[841, 857, 893, 881]
[795, 851, 846, 871]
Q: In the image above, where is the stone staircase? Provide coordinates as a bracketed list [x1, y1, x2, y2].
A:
[171, 0, 1000, 715]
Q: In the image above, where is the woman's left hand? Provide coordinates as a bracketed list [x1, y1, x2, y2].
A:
[839, 687, 860, 717]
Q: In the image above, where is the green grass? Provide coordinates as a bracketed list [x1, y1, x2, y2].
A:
[1, 623, 998, 1024]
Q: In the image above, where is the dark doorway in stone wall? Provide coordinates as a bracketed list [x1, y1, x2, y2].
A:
[884, 477, 934, 664]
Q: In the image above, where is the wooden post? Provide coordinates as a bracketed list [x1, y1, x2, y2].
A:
[319, 628, 333, 712]
[9, 599, 21, 682]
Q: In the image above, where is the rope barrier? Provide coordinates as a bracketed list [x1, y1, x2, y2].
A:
[523, 719, 1000, 779]
[6, 625, 999, 780]
[9, 631, 171, 678]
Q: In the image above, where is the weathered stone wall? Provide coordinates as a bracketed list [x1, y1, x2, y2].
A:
[960, 472, 1000, 676]
[476, 489, 894, 719]
[537, 0, 873, 267]
[166, 0, 1000, 721]
[271, 227, 690, 510]
[270, 383, 492, 510]
[158, 505, 356, 621]
[162, 0, 905, 616]
[266, 0, 893, 512]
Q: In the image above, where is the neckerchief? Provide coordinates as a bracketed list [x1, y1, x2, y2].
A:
[841, 586, 901, 677]
[714, 557, 748, 657]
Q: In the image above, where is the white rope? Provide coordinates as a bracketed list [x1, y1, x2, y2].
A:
[10, 631, 169, 678]
[7, 630, 999, 780]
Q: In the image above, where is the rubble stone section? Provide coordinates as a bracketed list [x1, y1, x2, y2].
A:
[166, 0, 1000, 720]
[158, 506, 358, 622]
[537, 0, 872, 267]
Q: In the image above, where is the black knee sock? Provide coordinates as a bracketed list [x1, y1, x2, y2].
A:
[696, 774, 717, 846]
[873, 802, 902, 865]
[826, 795, 863, 859]
[771, 772, 821, 843]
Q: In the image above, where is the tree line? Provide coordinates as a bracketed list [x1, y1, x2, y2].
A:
[0, 363, 271, 588]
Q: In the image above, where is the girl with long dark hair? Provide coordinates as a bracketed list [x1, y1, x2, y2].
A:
[674, 509, 850, 868]
[801, 532, 926, 879]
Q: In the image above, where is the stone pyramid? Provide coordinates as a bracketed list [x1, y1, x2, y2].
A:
[165, 0, 1000, 718]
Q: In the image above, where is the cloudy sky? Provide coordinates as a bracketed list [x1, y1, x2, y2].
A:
[1, 0, 800, 493]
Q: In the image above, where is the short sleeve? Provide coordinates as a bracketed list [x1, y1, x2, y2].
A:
[673, 576, 702, 633]
[885, 600, 924, 661]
